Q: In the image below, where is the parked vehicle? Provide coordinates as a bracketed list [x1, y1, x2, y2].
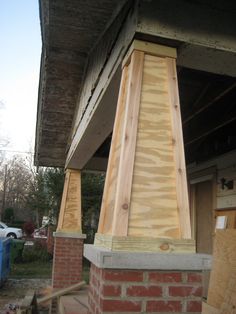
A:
[0, 222, 23, 239]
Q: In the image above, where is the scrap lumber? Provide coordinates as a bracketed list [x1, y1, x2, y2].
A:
[16, 290, 38, 314]
[37, 281, 86, 304]
[207, 230, 236, 310]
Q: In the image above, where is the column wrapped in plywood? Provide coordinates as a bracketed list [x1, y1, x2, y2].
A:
[96, 40, 194, 253]
[57, 169, 82, 233]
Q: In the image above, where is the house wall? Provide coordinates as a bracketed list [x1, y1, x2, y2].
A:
[188, 150, 236, 210]
[188, 150, 236, 254]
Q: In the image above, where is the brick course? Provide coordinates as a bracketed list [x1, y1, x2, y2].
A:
[52, 236, 84, 288]
[88, 263, 203, 313]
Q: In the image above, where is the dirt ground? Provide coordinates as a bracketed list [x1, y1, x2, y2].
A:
[0, 279, 51, 314]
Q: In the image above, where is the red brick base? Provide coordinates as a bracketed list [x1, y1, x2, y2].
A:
[88, 264, 203, 313]
[52, 235, 84, 288]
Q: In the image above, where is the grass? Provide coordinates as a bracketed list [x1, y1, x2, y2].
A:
[9, 260, 53, 278]
[9, 260, 91, 282]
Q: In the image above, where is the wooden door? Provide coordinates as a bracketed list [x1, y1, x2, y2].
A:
[195, 180, 214, 253]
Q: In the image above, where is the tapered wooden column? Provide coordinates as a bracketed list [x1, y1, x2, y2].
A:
[53, 169, 86, 288]
[57, 169, 83, 233]
[96, 40, 195, 253]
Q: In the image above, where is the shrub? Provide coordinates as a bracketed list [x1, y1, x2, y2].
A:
[22, 240, 51, 262]
[4, 207, 15, 223]
[23, 221, 35, 237]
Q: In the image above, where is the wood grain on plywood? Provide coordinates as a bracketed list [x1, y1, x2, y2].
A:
[98, 66, 129, 234]
[57, 169, 82, 232]
[220, 272, 236, 314]
[128, 54, 181, 239]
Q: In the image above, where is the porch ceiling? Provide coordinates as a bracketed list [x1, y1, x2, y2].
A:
[35, 0, 128, 167]
[35, 0, 236, 169]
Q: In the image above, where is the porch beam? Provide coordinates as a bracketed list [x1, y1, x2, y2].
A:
[138, 0, 236, 53]
[65, 4, 137, 170]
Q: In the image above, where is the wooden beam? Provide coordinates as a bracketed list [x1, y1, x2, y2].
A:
[183, 82, 236, 125]
[177, 44, 236, 77]
[138, 0, 236, 53]
[66, 4, 137, 169]
[84, 157, 108, 172]
[185, 116, 236, 147]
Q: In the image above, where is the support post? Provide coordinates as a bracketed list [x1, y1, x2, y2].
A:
[96, 40, 194, 253]
[52, 169, 86, 289]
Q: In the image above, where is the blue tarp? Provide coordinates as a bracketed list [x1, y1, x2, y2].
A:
[0, 237, 11, 286]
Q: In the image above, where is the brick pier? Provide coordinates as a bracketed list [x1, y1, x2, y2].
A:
[84, 245, 211, 314]
[52, 232, 86, 288]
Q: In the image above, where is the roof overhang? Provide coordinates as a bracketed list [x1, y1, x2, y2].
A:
[35, 0, 129, 167]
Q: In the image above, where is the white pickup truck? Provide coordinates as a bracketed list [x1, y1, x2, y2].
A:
[0, 221, 23, 239]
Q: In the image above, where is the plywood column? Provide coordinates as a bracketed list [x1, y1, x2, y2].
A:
[57, 168, 83, 233]
[96, 40, 195, 253]
[52, 168, 86, 288]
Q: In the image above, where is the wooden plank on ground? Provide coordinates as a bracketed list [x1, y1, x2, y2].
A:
[37, 281, 86, 304]
[207, 230, 236, 309]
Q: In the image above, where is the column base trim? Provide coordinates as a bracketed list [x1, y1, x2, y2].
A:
[53, 231, 86, 239]
[94, 233, 195, 253]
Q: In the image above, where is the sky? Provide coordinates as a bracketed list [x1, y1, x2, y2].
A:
[0, 0, 41, 157]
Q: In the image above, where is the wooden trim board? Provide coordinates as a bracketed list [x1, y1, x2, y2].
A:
[112, 50, 144, 236]
[122, 39, 177, 68]
[95, 233, 195, 253]
[98, 65, 129, 234]
[166, 57, 191, 239]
